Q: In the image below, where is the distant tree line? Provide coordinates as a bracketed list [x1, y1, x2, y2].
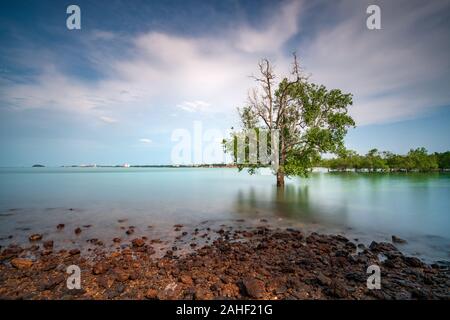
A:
[319, 148, 450, 172]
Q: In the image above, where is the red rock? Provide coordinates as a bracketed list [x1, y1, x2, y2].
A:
[29, 234, 43, 242]
[69, 248, 80, 255]
[132, 238, 145, 247]
[179, 275, 193, 285]
[145, 288, 158, 299]
[92, 262, 109, 275]
[113, 268, 129, 282]
[242, 277, 265, 298]
[11, 258, 33, 269]
[43, 240, 54, 249]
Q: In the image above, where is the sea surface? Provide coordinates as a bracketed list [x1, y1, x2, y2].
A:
[0, 167, 449, 262]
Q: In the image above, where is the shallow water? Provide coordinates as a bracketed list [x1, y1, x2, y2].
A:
[0, 167, 449, 262]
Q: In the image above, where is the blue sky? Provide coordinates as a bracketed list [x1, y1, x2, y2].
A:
[0, 0, 449, 166]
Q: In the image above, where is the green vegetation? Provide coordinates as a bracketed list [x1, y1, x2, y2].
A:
[224, 55, 354, 187]
[320, 148, 450, 172]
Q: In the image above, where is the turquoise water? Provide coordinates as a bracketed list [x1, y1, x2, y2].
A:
[0, 167, 449, 261]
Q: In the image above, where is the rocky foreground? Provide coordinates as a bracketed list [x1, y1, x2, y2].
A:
[0, 225, 449, 300]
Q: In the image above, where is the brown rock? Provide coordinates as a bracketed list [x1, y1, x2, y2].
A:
[392, 235, 407, 244]
[113, 268, 129, 282]
[69, 248, 80, 255]
[317, 272, 332, 286]
[11, 258, 33, 269]
[145, 288, 158, 299]
[43, 240, 54, 249]
[29, 234, 43, 242]
[179, 275, 193, 285]
[113, 237, 121, 243]
[41, 249, 53, 256]
[131, 238, 145, 247]
[56, 224, 65, 230]
[74, 227, 82, 235]
[242, 277, 265, 298]
[194, 288, 214, 300]
[93, 262, 109, 275]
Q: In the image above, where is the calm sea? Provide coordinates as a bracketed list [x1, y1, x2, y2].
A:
[0, 167, 448, 262]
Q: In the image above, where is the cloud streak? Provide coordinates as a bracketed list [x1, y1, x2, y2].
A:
[0, 0, 448, 129]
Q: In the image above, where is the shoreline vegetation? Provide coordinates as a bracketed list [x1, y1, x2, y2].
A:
[0, 222, 448, 300]
[320, 148, 450, 173]
[30, 148, 450, 173]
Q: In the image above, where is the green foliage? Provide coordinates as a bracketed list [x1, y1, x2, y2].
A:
[435, 151, 450, 169]
[320, 147, 445, 172]
[223, 58, 355, 182]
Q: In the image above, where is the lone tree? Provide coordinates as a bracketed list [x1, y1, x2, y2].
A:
[224, 54, 355, 187]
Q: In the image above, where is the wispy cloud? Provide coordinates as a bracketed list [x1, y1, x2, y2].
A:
[176, 100, 211, 113]
[0, 0, 448, 129]
[99, 116, 118, 124]
[139, 138, 152, 143]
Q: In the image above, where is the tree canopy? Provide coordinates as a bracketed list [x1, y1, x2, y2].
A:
[224, 55, 355, 186]
[320, 148, 448, 172]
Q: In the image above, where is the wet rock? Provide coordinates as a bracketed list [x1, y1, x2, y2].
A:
[11, 258, 33, 269]
[179, 275, 193, 285]
[74, 227, 82, 235]
[145, 288, 158, 299]
[92, 262, 109, 275]
[131, 238, 145, 247]
[29, 234, 43, 242]
[242, 277, 265, 298]
[43, 240, 54, 249]
[69, 248, 80, 255]
[369, 241, 398, 253]
[56, 224, 65, 230]
[316, 272, 332, 286]
[403, 256, 425, 268]
[40, 274, 65, 291]
[113, 238, 121, 243]
[126, 228, 134, 235]
[329, 280, 349, 299]
[194, 288, 214, 300]
[392, 235, 407, 244]
[113, 268, 129, 282]
[42, 249, 53, 256]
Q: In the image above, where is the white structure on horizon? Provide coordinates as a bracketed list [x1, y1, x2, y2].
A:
[122, 163, 130, 168]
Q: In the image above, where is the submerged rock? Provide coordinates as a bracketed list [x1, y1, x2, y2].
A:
[29, 234, 43, 242]
[11, 258, 33, 269]
[242, 277, 265, 298]
[392, 235, 407, 244]
[131, 238, 145, 247]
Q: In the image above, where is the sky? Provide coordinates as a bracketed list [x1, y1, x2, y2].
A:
[0, 0, 449, 166]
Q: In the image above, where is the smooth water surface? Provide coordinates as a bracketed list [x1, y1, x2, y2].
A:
[0, 167, 448, 261]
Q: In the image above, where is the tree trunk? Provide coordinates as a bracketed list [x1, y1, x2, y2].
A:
[276, 171, 285, 188]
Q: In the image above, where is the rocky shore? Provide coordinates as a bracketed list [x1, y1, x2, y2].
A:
[0, 223, 449, 300]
